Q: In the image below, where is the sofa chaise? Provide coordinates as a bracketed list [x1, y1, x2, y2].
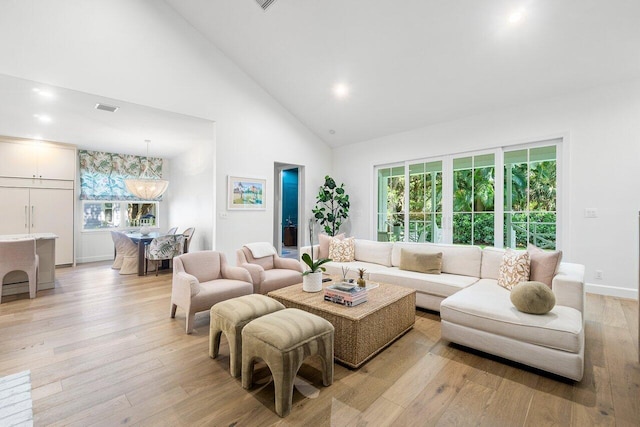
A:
[300, 239, 585, 380]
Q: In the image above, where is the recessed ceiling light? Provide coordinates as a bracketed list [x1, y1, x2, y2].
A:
[508, 8, 526, 24]
[33, 114, 52, 123]
[32, 87, 53, 98]
[332, 83, 350, 99]
[329, 129, 336, 135]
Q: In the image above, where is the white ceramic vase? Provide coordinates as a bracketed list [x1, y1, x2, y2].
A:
[302, 272, 323, 292]
[139, 226, 151, 236]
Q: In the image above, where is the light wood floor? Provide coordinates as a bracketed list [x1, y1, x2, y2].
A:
[0, 262, 638, 426]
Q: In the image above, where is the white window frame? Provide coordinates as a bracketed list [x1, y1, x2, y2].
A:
[81, 200, 161, 232]
[372, 137, 563, 249]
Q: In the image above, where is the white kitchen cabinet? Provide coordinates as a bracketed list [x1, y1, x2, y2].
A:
[0, 187, 30, 234]
[30, 188, 74, 264]
[0, 140, 76, 181]
[0, 185, 74, 265]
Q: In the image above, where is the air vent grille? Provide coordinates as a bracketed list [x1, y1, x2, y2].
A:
[255, 0, 277, 11]
[95, 103, 119, 113]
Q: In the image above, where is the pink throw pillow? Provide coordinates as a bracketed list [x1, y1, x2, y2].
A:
[527, 244, 563, 288]
[318, 233, 345, 259]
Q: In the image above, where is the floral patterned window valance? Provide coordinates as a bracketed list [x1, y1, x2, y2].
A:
[79, 150, 164, 201]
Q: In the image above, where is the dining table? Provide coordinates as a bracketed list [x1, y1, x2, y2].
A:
[125, 231, 181, 276]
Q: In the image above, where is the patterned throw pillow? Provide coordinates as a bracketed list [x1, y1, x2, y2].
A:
[498, 249, 530, 290]
[318, 233, 345, 259]
[329, 237, 355, 262]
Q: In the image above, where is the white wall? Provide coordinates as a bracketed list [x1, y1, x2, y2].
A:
[167, 129, 215, 253]
[0, 0, 332, 263]
[333, 79, 640, 299]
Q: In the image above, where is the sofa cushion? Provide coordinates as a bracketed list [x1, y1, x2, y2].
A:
[441, 279, 583, 353]
[329, 237, 355, 262]
[318, 233, 345, 259]
[355, 239, 393, 266]
[399, 248, 442, 274]
[392, 242, 482, 277]
[527, 244, 563, 288]
[480, 247, 505, 280]
[498, 249, 530, 290]
[369, 268, 478, 298]
[323, 261, 389, 279]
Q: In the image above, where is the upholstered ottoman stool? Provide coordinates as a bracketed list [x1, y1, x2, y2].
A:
[209, 294, 285, 377]
[241, 308, 334, 417]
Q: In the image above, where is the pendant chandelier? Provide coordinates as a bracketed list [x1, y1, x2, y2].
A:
[125, 140, 169, 200]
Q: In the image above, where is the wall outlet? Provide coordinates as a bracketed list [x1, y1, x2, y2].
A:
[584, 208, 598, 218]
[219, 212, 228, 219]
[595, 270, 603, 280]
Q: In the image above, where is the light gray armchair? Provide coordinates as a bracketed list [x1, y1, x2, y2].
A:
[171, 251, 253, 334]
[236, 245, 304, 294]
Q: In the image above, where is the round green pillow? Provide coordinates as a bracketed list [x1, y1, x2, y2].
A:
[510, 281, 556, 314]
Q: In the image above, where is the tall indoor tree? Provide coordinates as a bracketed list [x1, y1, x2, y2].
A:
[312, 175, 350, 236]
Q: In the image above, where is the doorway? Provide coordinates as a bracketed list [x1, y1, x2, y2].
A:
[273, 163, 304, 259]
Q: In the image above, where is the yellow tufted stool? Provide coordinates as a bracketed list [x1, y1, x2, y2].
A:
[241, 308, 334, 417]
[209, 294, 285, 377]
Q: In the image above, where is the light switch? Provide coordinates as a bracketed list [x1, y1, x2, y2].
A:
[219, 212, 228, 219]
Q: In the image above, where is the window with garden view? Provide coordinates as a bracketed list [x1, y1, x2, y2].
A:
[504, 145, 557, 249]
[376, 141, 559, 249]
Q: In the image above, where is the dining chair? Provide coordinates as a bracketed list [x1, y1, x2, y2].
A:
[181, 227, 195, 253]
[167, 226, 178, 235]
[111, 231, 139, 275]
[145, 234, 185, 276]
[0, 238, 39, 303]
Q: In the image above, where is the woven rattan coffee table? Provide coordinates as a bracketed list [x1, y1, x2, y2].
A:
[268, 279, 416, 368]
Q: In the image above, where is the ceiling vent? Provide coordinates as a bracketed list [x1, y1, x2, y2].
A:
[95, 103, 119, 113]
[255, 0, 277, 11]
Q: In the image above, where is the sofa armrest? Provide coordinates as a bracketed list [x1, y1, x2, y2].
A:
[222, 265, 252, 283]
[240, 262, 264, 293]
[174, 271, 201, 298]
[299, 245, 320, 260]
[274, 256, 304, 272]
[552, 262, 585, 315]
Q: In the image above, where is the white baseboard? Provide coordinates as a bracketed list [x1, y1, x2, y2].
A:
[76, 255, 113, 264]
[585, 282, 639, 300]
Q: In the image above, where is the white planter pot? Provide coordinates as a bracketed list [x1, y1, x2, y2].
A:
[302, 272, 323, 292]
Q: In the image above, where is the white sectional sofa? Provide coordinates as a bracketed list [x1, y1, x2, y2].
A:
[300, 239, 585, 380]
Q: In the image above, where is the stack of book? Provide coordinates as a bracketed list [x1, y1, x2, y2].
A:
[324, 284, 368, 307]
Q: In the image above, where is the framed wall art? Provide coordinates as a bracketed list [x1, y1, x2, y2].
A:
[227, 176, 266, 210]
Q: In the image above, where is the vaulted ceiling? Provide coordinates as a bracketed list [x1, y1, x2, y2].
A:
[166, 0, 640, 147]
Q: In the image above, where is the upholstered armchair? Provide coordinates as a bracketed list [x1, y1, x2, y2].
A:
[236, 244, 304, 294]
[171, 251, 253, 334]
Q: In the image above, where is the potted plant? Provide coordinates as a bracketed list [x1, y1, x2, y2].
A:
[301, 253, 331, 292]
[302, 218, 331, 292]
[312, 175, 350, 236]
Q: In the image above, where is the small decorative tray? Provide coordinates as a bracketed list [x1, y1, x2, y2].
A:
[333, 282, 356, 291]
